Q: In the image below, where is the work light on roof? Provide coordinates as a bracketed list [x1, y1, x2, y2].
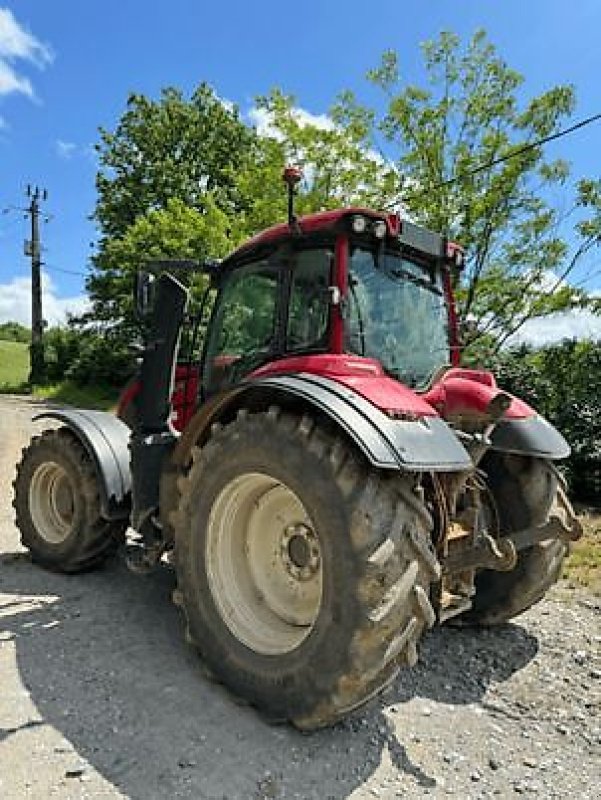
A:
[372, 220, 387, 239]
[351, 214, 368, 234]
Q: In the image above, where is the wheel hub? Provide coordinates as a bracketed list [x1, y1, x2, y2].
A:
[281, 523, 320, 580]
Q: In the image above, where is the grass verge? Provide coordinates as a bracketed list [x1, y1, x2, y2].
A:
[563, 510, 601, 595]
[32, 381, 120, 411]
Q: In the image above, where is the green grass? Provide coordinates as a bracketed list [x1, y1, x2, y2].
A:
[0, 339, 119, 409]
[0, 340, 29, 391]
[32, 381, 119, 411]
[563, 511, 601, 595]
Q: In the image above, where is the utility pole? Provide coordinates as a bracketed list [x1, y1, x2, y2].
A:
[24, 185, 47, 384]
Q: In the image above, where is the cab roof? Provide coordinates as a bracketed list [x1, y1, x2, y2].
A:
[227, 207, 392, 261]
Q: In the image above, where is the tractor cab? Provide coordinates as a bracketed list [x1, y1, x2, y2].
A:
[197, 207, 464, 409]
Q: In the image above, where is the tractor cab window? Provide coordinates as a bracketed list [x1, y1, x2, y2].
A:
[347, 247, 449, 388]
[203, 260, 279, 394]
[287, 249, 332, 352]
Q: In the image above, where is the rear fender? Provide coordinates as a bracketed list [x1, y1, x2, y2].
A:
[171, 373, 472, 473]
[33, 409, 132, 520]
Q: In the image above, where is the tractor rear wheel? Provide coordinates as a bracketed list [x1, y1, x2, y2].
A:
[461, 453, 571, 625]
[13, 428, 126, 573]
[173, 408, 440, 729]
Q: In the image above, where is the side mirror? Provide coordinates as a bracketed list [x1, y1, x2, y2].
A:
[134, 270, 156, 318]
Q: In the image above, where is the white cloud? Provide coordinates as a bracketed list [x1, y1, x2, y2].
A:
[0, 58, 32, 96]
[56, 139, 76, 159]
[0, 8, 53, 99]
[248, 105, 335, 140]
[508, 309, 601, 347]
[215, 93, 235, 113]
[0, 272, 89, 327]
[0, 8, 52, 65]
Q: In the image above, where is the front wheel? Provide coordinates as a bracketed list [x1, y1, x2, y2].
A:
[13, 428, 126, 573]
[173, 408, 440, 729]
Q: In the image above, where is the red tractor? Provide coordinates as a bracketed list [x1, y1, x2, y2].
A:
[13, 172, 581, 729]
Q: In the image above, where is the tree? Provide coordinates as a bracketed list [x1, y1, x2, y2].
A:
[331, 31, 599, 351]
[490, 341, 601, 499]
[238, 89, 399, 231]
[84, 197, 231, 332]
[95, 84, 255, 238]
[0, 321, 30, 343]
[85, 85, 258, 336]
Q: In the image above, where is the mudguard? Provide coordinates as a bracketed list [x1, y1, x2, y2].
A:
[174, 373, 472, 472]
[33, 409, 132, 520]
[491, 415, 570, 460]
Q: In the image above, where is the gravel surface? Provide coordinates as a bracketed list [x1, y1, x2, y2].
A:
[0, 395, 599, 799]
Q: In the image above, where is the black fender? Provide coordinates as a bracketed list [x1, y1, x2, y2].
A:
[173, 373, 472, 473]
[491, 414, 570, 460]
[33, 409, 132, 520]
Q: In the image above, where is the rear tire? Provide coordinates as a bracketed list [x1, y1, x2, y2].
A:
[461, 453, 569, 624]
[173, 408, 440, 729]
[13, 428, 126, 573]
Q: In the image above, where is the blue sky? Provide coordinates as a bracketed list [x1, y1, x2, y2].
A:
[0, 0, 600, 339]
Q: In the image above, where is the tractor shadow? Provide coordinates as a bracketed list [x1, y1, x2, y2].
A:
[0, 553, 538, 800]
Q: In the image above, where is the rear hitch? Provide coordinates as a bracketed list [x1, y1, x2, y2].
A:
[441, 489, 582, 577]
[442, 532, 517, 574]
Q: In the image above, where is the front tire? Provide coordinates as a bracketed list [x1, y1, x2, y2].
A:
[173, 408, 440, 729]
[13, 428, 126, 573]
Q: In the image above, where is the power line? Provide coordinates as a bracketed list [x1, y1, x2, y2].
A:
[384, 110, 601, 209]
[43, 263, 88, 277]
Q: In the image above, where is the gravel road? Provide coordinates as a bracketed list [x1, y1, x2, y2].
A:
[0, 395, 599, 800]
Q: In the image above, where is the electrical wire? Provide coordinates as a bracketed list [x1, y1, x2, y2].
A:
[384, 111, 601, 209]
[43, 263, 88, 277]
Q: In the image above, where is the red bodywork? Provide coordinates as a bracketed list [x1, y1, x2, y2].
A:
[118, 360, 535, 433]
[422, 367, 533, 420]
[251, 355, 438, 417]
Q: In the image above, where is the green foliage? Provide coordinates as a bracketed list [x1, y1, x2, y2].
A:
[490, 340, 601, 500]
[243, 89, 398, 226]
[95, 85, 255, 238]
[84, 198, 229, 334]
[0, 339, 29, 390]
[0, 321, 30, 343]
[87, 85, 258, 339]
[42, 326, 133, 387]
[32, 381, 119, 411]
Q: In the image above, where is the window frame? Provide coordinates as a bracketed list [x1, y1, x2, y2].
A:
[199, 241, 336, 399]
[199, 254, 286, 398]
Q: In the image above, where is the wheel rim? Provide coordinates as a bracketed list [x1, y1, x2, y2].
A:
[29, 461, 75, 544]
[205, 472, 323, 655]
